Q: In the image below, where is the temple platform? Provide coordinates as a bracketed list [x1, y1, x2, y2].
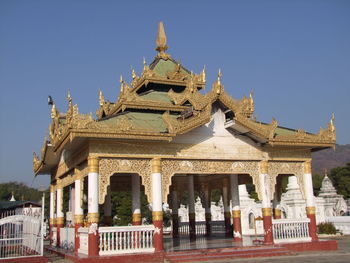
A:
[44, 235, 337, 263]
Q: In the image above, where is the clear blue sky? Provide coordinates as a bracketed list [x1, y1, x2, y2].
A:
[0, 0, 349, 189]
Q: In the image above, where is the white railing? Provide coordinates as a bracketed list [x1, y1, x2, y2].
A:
[178, 221, 225, 236]
[78, 227, 88, 255]
[0, 200, 44, 259]
[99, 225, 155, 255]
[60, 227, 75, 251]
[272, 218, 311, 243]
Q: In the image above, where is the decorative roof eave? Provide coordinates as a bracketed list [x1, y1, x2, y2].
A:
[233, 112, 336, 148]
[162, 104, 212, 134]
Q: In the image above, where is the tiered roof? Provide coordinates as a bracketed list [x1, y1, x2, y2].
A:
[33, 22, 336, 175]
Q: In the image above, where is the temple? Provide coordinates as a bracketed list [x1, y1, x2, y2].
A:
[33, 22, 337, 260]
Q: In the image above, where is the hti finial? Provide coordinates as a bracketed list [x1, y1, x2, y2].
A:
[217, 69, 222, 85]
[155, 21, 169, 59]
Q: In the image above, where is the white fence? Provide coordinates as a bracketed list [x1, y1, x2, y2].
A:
[272, 218, 311, 243]
[0, 198, 44, 259]
[60, 227, 75, 251]
[325, 216, 350, 235]
[99, 225, 155, 255]
[178, 221, 225, 236]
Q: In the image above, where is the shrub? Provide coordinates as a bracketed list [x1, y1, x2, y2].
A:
[317, 222, 337, 234]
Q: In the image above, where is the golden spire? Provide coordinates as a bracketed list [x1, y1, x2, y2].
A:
[329, 113, 336, 134]
[67, 89, 72, 103]
[131, 67, 137, 80]
[99, 89, 104, 106]
[155, 21, 169, 59]
[217, 69, 222, 86]
[51, 103, 58, 119]
[201, 65, 206, 82]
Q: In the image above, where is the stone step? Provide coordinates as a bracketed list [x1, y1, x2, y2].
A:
[165, 246, 292, 262]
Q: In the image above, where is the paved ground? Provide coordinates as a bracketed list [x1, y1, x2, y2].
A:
[46, 235, 350, 262]
[201, 236, 350, 263]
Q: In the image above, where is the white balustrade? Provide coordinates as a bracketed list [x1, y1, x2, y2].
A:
[78, 227, 88, 255]
[272, 218, 311, 243]
[178, 221, 225, 236]
[99, 225, 155, 255]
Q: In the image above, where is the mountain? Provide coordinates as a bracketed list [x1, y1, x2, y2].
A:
[312, 144, 350, 175]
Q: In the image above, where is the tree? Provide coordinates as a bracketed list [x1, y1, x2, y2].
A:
[329, 163, 350, 198]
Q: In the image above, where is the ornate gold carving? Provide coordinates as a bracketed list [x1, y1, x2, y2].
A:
[98, 158, 152, 204]
[88, 213, 99, 223]
[262, 208, 272, 217]
[74, 215, 84, 224]
[304, 160, 312, 174]
[152, 211, 163, 221]
[232, 210, 241, 218]
[88, 156, 99, 173]
[152, 158, 161, 173]
[56, 217, 64, 225]
[161, 159, 260, 202]
[260, 160, 268, 174]
[306, 206, 316, 215]
[56, 178, 63, 189]
[33, 152, 41, 172]
[162, 104, 212, 134]
[268, 161, 304, 200]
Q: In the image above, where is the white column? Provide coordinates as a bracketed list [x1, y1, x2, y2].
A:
[50, 186, 55, 223]
[304, 173, 315, 207]
[56, 185, 64, 220]
[88, 156, 99, 224]
[132, 174, 141, 224]
[152, 170, 163, 213]
[151, 158, 163, 252]
[74, 176, 84, 222]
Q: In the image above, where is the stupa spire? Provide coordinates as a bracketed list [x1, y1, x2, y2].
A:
[155, 21, 170, 59]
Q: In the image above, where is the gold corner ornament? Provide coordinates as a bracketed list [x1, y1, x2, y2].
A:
[260, 160, 269, 174]
[88, 156, 99, 173]
[151, 158, 161, 173]
[304, 160, 312, 174]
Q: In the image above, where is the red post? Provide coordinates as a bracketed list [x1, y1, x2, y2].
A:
[232, 210, 242, 242]
[56, 217, 64, 247]
[306, 206, 318, 241]
[262, 208, 273, 244]
[153, 211, 164, 252]
[74, 215, 84, 253]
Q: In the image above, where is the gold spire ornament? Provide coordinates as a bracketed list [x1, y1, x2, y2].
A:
[99, 89, 104, 106]
[155, 21, 170, 59]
